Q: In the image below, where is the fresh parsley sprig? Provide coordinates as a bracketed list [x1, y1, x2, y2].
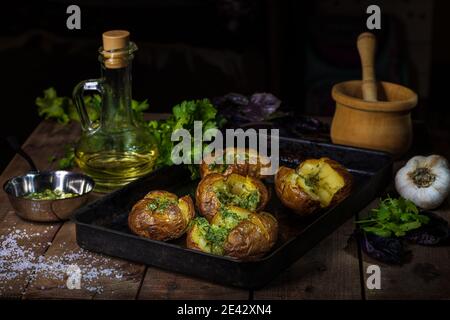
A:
[356, 196, 430, 238]
[36, 88, 224, 178]
[36, 87, 148, 125]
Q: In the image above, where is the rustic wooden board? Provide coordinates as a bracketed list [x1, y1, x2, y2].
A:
[1, 118, 250, 300]
[0, 120, 150, 300]
[355, 162, 450, 300]
[138, 268, 250, 300]
[0, 121, 80, 298]
[0, 119, 375, 300]
[23, 222, 146, 300]
[0, 209, 61, 299]
[361, 198, 450, 300]
[253, 217, 363, 300]
[4, 118, 449, 300]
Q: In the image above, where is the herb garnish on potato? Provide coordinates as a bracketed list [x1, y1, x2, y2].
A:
[187, 206, 278, 260]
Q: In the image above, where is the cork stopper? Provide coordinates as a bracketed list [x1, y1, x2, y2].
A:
[102, 30, 131, 69]
[102, 30, 130, 51]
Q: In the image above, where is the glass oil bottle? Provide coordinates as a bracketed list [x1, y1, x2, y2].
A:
[73, 30, 158, 192]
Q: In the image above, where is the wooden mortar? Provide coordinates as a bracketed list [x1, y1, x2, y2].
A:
[330, 33, 418, 156]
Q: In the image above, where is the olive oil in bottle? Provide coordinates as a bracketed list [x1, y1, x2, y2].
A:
[73, 30, 158, 192]
[75, 150, 157, 192]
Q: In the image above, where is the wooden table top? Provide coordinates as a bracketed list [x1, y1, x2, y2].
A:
[1, 119, 449, 300]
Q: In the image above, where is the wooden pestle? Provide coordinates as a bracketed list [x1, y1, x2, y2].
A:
[357, 32, 378, 102]
[331, 32, 417, 155]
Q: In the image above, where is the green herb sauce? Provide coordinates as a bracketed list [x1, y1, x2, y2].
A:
[24, 189, 79, 200]
[147, 197, 177, 212]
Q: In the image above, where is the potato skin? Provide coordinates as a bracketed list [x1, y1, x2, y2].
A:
[275, 166, 320, 216]
[275, 158, 352, 216]
[196, 174, 224, 222]
[200, 147, 271, 179]
[196, 173, 269, 222]
[223, 212, 278, 260]
[128, 190, 195, 241]
[186, 207, 278, 260]
[326, 159, 353, 206]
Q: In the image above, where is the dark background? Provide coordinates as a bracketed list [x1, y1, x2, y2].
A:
[1, 0, 449, 171]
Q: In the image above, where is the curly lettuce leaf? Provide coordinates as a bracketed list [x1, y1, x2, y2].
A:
[148, 98, 224, 178]
[36, 88, 70, 124]
[36, 87, 147, 125]
[38, 88, 223, 176]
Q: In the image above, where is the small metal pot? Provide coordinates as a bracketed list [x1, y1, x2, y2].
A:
[3, 170, 95, 222]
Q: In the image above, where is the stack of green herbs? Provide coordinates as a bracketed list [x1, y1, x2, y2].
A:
[356, 196, 430, 238]
[36, 87, 224, 178]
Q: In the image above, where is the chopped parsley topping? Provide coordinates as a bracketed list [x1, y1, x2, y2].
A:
[215, 187, 260, 211]
[24, 189, 78, 200]
[299, 172, 320, 189]
[193, 207, 247, 255]
[208, 162, 229, 174]
[147, 197, 177, 212]
[297, 164, 322, 190]
[193, 217, 228, 255]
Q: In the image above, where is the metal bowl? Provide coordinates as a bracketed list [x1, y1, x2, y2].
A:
[3, 170, 95, 222]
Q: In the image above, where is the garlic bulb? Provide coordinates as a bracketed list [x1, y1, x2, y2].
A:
[395, 155, 450, 209]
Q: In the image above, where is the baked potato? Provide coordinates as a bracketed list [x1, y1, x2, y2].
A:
[275, 157, 352, 216]
[128, 190, 195, 241]
[196, 173, 269, 221]
[200, 147, 272, 179]
[186, 206, 278, 260]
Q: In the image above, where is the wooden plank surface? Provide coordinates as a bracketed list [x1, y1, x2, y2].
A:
[3, 119, 449, 300]
[0, 119, 251, 300]
[361, 195, 450, 300]
[253, 217, 362, 300]
[0, 121, 149, 299]
[138, 268, 249, 300]
[0, 210, 61, 299]
[23, 222, 146, 300]
[0, 121, 79, 298]
[355, 163, 450, 300]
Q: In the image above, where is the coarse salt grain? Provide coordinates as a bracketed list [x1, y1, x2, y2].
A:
[0, 228, 124, 295]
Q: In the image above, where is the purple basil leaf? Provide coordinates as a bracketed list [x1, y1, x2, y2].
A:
[213, 92, 282, 124]
[213, 93, 251, 126]
[247, 93, 281, 121]
[404, 211, 450, 245]
[354, 229, 409, 265]
[212, 92, 249, 107]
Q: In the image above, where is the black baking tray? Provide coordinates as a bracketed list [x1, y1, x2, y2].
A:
[73, 137, 392, 289]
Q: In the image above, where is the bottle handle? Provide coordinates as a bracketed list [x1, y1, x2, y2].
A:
[73, 79, 104, 132]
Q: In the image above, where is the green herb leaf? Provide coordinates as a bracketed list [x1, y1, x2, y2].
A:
[215, 187, 260, 212]
[356, 196, 429, 238]
[146, 197, 177, 212]
[58, 145, 76, 170]
[147, 98, 223, 177]
[36, 88, 147, 126]
[192, 217, 228, 255]
[36, 88, 224, 178]
[36, 88, 70, 124]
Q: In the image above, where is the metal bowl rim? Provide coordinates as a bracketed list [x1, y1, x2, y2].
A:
[3, 170, 96, 201]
